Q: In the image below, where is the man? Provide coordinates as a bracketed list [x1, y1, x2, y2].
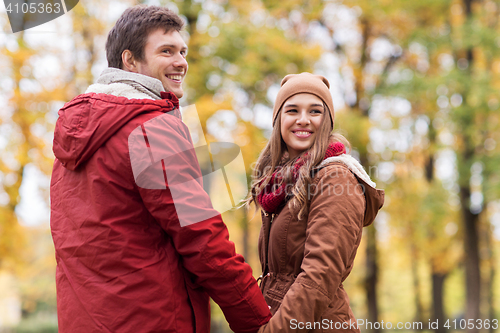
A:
[50, 5, 271, 333]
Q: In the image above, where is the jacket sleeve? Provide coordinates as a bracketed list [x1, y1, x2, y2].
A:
[258, 164, 365, 333]
[129, 115, 271, 333]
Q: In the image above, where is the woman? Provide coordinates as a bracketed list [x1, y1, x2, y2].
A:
[248, 73, 385, 332]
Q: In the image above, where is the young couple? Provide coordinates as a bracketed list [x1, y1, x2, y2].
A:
[50, 5, 384, 333]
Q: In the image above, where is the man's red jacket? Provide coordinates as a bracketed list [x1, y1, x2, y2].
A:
[50, 91, 271, 332]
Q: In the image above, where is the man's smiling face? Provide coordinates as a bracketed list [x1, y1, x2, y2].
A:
[133, 28, 188, 98]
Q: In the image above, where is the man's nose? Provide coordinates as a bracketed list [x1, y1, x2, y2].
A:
[173, 54, 188, 69]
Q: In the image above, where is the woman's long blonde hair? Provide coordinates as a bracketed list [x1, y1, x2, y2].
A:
[247, 104, 350, 220]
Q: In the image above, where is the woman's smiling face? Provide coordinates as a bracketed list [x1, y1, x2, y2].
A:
[280, 93, 325, 159]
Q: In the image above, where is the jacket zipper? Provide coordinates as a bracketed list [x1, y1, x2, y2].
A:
[261, 211, 276, 284]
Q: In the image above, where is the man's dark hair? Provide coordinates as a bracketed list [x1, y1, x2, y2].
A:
[105, 5, 184, 69]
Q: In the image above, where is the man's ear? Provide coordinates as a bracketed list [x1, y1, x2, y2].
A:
[122, 50, 138, 72]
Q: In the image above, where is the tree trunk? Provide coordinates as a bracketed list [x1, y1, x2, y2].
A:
[365, 226, 379, 333]
[410, 243, 424, 330]
[241, 211, 249, 262]
[487, 265, 495, 333]
[424, 127, 447, 333]
[484, 226, 496, 333]
[460, 185, 481, 333]
[431, 271, 447, 333]
[460, 2, 481, 331]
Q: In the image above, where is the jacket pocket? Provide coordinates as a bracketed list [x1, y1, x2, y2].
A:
[263, 289, 285, 315]
[262, 274, 295, 315]
[266, 288, 286, 301]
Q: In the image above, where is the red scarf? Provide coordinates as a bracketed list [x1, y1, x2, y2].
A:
[257, 142, 345, 214]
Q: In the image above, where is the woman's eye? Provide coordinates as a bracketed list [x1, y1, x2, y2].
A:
[311, 109, 323, 114]
[286, 109, 297, 113]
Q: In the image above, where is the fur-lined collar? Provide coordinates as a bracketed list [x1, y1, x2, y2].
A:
[85, 68, 165, 100]
[319, 154, 377, 188]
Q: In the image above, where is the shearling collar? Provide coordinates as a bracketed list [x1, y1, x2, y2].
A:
[85, 68, 165, 100]
[319, 154, 377, 188]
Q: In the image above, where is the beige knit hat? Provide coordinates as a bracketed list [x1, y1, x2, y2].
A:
[272, 72, 334, 127]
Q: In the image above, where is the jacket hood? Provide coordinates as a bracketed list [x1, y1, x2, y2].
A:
[53, 86, 179, 171]
[319, 154, 384, 227]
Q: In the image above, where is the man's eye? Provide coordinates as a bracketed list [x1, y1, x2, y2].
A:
[163, 49, 171, 54]
[181, 50, 187, 56]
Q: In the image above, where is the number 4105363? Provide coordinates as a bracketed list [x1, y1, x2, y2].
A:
[444, 319, 498, 330]
[5, 2, 62, 14]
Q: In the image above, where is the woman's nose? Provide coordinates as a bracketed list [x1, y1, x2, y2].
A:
[296, 111, 310, 124]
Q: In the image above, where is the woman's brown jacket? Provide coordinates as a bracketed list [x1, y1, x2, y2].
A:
[257, 155, 385, 332]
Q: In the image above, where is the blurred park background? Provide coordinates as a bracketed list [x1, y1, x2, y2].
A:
[1, 0, 500, 332]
